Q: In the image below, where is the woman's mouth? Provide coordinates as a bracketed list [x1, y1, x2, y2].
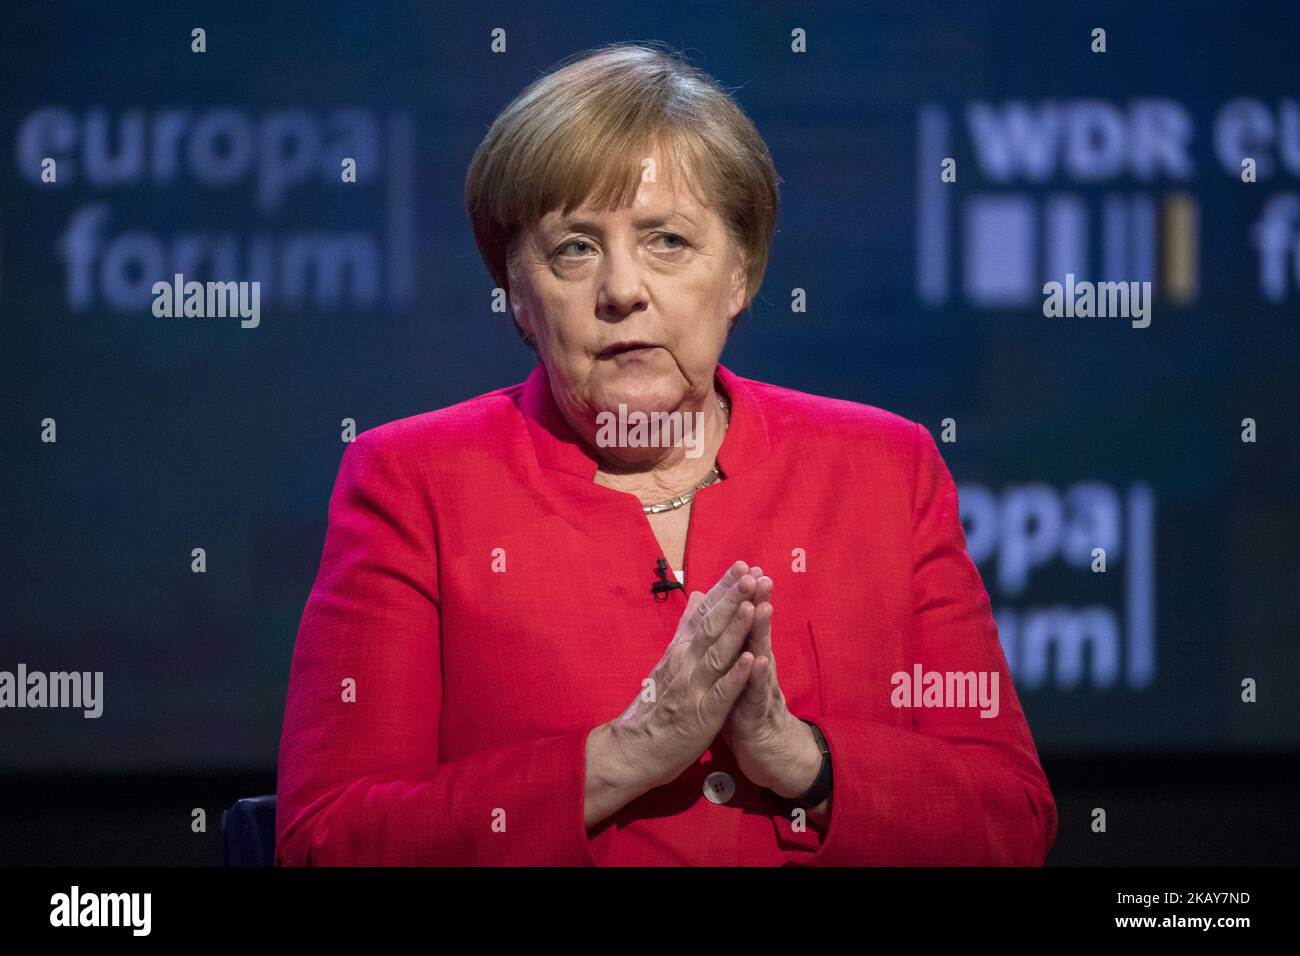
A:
[599, 342, 658, 358]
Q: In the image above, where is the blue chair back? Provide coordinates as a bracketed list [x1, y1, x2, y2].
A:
[221, 794, 277, 866]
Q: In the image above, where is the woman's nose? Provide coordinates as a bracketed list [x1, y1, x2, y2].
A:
[596, 243, 648, 318]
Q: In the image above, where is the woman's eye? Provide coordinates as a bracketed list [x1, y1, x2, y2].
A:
[554, 234, 686, 258]
[556, 239, 593, 257]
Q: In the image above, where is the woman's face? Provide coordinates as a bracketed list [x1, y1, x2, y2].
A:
[508, 146, 746, 443]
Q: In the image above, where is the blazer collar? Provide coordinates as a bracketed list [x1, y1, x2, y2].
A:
[520, 360, 772, 480]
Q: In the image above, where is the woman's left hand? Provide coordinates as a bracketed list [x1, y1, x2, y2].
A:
[720, 569, 823, 798]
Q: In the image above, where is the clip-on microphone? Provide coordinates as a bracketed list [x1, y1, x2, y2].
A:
[651, 557, 684, 602]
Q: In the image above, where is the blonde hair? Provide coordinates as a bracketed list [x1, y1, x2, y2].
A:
[465, 41, 780, 348]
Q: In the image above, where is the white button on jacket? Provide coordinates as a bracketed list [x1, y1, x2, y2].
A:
[703, 771, 736, 805]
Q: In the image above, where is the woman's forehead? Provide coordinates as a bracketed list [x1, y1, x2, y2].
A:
[534, 172, 714, 233]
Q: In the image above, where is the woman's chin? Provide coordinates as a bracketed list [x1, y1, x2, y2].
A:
[587, 374, 682, 415]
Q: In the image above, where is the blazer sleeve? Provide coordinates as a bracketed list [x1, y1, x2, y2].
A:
[787, 421, 1058, 866]
[274, 432, 599, 866]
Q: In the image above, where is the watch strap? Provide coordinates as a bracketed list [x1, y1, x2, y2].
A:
[766, 718, 832, 814]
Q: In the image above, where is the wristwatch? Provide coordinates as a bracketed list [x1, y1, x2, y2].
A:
[766, 719, 833, 814]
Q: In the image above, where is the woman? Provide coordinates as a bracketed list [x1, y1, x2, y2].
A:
[275, 42, 1058, 866]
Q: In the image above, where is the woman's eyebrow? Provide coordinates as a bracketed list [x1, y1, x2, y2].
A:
[547, 211, 697, 235]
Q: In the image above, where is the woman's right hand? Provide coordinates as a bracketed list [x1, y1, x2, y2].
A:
[605, 560, 759, 790]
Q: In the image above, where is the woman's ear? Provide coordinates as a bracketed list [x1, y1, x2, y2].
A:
[504, 245, 539, 349]
[514, 316, 537, 350]
[506, 295, 536, 349]
[727, 248, 748, 319]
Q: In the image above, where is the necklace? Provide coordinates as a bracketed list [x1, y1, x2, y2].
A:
[641, 394, 730, 515]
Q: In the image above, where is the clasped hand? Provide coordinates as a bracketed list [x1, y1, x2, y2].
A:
[610, 560, 823, 802]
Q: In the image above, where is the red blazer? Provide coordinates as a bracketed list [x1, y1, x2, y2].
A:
[275, 362, 1058, 866]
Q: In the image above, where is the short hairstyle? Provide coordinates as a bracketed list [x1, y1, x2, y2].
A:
[464, 41, 780, 349]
